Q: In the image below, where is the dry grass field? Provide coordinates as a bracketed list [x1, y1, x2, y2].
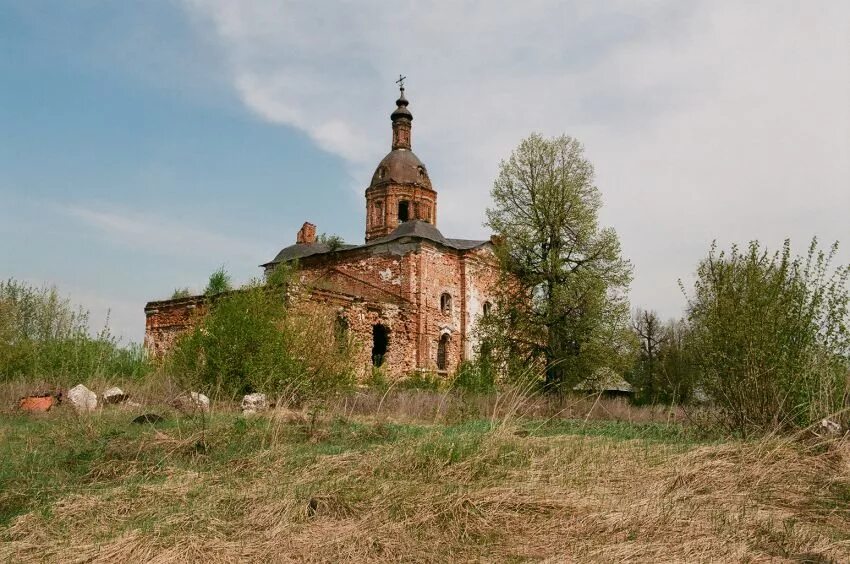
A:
[1, 391, 849, 563]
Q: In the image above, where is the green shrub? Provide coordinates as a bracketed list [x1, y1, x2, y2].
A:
[170, 288, 192, 299]
[452, 360, 497, 394]
[684, 239, 850, 435]
[318, 233, 345, 252]
[0, 279, 150, 385]
[167, 268, 354, 404]
[397, 371, 443, 391]
[364, 366, 389, 391]
[204, 267, 232, 296]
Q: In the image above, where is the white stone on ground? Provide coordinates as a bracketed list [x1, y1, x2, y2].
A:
[241, 393, 268, 415]
[191, 392, 210, 412]
[819, 419, 842, 436]
[102, 387, 128, 404]
[172, 391, 210, 414]
[67, 384, 97, 412]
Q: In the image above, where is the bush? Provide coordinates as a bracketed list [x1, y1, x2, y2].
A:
[167, 268, 355, 404]
[364, 366, 389, 391]
[452, 360, 497, 394]
[684, 239, 850, 435]
[318, 233, 345, 252]
[397, 371, 443, 391]
[204, 267, 232, 296]
[0, 279, 150, 385]
[171, 288, 192, 299]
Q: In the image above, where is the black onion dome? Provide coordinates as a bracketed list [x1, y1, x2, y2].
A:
[391, 89, 412, 121]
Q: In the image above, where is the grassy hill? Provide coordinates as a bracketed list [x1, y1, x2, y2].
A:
[2, 402, 849, 562]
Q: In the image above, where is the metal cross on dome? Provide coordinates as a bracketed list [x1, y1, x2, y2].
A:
[396, 74, 407, 90]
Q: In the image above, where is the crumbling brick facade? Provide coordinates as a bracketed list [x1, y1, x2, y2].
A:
[144, 85, 501, 381]
[144, 296, 206, 357]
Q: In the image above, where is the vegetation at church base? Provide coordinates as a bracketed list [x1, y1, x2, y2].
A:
[166, 265, 356, 404]
[0, 279, 150, 386]
[1, 405, 849, 562]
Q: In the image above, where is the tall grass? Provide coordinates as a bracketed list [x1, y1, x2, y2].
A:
[0, 279, 150, 387]
[1, 404, 847, 562]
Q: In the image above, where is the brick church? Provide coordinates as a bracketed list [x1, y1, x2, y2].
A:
[144, 84, 500, 378]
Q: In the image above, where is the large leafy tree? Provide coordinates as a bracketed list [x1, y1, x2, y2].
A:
[483, 133, 634, 389]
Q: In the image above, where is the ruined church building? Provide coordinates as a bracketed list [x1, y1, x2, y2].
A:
[145, 84, 500, 378]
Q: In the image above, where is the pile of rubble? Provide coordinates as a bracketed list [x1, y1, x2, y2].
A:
[17, 386, 283, 418]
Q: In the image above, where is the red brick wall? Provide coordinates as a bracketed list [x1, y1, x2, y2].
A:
[365, 184, 437, 241]
[462, 247, 501, 359]
[144, 296, 207, 358]
[299, 292, 419, 379]
[144, 241, 500, 381]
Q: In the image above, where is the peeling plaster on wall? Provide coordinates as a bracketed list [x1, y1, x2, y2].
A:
[145, 239, 501, 380]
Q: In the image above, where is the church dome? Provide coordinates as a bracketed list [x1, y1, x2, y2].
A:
[369, 149, 432, 189]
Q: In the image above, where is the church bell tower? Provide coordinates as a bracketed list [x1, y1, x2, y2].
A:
[364, 78, 438, 242]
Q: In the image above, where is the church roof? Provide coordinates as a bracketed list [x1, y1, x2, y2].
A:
[262, 220, 489, 267]
[365, 218, 447, 246]
[266, 241, 358, 264]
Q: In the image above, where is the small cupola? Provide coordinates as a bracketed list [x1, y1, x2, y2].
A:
[391, 84, 412, 150]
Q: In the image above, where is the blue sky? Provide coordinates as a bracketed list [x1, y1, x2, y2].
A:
[2, 1, 849, 343]
[1, 1, 359, 339]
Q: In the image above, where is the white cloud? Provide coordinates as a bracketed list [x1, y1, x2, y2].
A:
[181, 0, 850, 319]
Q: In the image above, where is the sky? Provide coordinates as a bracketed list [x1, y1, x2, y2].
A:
[1, 0, 848, 344]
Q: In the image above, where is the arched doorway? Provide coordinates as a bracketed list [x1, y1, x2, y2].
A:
[372, 324, 389, 367]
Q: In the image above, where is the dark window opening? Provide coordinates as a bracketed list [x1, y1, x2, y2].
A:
[372, 324, 389, 367]
[436, 334, 449, 371]
[398, 200, 410, 222]
[440, 293, 452, 315]
[483, 301, 492, 317]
